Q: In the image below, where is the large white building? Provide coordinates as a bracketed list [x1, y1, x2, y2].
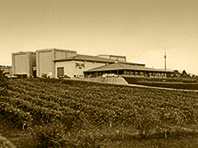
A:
[12, 51, 36, 77]
[54, 54, 115, 78]
[36, 48, 76, 78]
[12, 48, 172, 78]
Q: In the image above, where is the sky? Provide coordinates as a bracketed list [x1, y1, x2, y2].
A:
[0, 0, 198, 74]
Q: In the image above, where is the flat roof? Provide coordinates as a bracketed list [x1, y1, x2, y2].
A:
[36, 48, 76, 53]
[12, 51, 36, 55]
[118, 61, 145, 66]
[54, 54, 146, 66]
[85, 63, 173, 73]
[97, 54, 126, 58]
[54, 54, 116, 63]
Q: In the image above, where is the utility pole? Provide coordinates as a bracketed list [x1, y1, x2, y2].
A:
[164, 51, 167, 70]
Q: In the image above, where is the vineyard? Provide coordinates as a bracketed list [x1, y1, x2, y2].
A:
[1, 78, 198, 147]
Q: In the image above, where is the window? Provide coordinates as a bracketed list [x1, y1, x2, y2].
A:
[57, 67, 64, 77]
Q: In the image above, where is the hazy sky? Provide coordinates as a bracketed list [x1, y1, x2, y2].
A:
[0, 0, 198, 74]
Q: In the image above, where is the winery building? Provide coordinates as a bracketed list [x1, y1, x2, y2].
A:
[12, 48, 172, 78]
[12, 51, 36, 77]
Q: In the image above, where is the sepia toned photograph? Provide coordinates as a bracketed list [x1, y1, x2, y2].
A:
[0, 0, 198, 147]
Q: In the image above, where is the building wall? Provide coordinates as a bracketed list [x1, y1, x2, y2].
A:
[55, 60, 106, 78]
[31, 54, 36, 67]
[97, 55, 110, 59]
[55, 50, 76, 59]
[29, 53, 36, 76]
[14, 54, 28, 74]
[36, 49, 77, 78]
[97, 55, 126, 62]
[12, 52, 36, 77]
[109, 56, 126, 62]
[36, 50, 52, 77]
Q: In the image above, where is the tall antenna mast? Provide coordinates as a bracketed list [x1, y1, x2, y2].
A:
[164, 51, 167, 70]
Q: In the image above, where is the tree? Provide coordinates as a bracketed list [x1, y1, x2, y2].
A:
[0, 67, 8, 94]
[181, 70, 188, 78]
[171, 70, 180, 77]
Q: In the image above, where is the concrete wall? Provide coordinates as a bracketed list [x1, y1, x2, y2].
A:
[110, 56, 126, 62]
[55, 60, 106, 78]
[12, 52, 36, 77]
[36, 50, 52, 77]
[97, 55, 110, 59]
[97, 55, 126, 62]
[14, 54, 27, 74]
[36, 49, 77, 78]
[55, 50, 76, 59]
[31, 54, 36, 67]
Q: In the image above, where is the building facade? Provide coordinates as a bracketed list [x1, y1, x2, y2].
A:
[54, 54, 115, 78]
[36, 48, 76, 78]
[97, 54, 127, 62]
[12, 52, 36, 77]
[12, 48, 172, 79]
[84, 63, 172, 78]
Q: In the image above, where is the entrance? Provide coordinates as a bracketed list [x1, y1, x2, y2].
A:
[33, 70, 36, 78]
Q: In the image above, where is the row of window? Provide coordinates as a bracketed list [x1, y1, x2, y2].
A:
[57, 66, 167, 78]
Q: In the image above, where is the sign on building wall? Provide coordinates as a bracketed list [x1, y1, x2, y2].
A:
[75, 63, 85, 69]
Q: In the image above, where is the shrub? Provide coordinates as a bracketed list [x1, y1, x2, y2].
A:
[134, 108, 160, 139]
[32, 122, 69, 148]
[0, 68, 8, 95]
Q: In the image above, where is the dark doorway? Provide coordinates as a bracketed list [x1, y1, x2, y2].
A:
[33, 70, 36, 78]
[57, 67, 64, 78]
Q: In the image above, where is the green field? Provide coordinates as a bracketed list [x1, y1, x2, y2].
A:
[1, 78, 198, 148]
